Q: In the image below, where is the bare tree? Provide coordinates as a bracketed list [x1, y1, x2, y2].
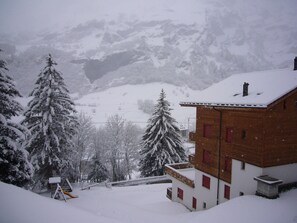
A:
[92, 115, 142, 181]
[105, 115, 125, 181]
[72, 112, 95, 181]
[122, 122, 141, 179]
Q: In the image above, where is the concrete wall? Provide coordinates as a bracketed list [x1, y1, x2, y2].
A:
[169, 161, 297, 212]
[231, 159, 263, 198]
[169, 176, 194, 210]
[194, 170, 218, 210]
[218, 180, 231, 204]
[231, 160, 297, 198]
[263, 163, 297, 183]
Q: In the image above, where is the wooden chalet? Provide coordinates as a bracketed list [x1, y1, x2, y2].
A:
[165, 62, 297, 211]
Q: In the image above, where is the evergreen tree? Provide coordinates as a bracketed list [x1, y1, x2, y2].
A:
[88, 128, 109, 182]
[88, 157, 108, 183]
[22, 54, 78, 187]
[0, 49, 33, 186]
[139, 89, 186, 177]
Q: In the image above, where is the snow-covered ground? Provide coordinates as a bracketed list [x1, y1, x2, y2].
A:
[74, 83, 200, 129]
[1, 181, 296, 223]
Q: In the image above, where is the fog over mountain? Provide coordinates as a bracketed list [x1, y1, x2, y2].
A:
[0, 0, 296, 95]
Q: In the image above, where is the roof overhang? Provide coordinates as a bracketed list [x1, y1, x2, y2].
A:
[180, 101, 267, 108]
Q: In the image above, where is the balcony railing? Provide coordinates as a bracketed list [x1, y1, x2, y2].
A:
[189, 154, 195, 166]
[189, 131, 196, 142]
[165, 163, 195, 188]
[166, 187, 172, 200]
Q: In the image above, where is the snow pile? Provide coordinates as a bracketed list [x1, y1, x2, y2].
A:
[0, 182, 119, 223]
[1, 181, 297, 223]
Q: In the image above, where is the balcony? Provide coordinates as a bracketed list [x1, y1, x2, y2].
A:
[189, 154, 195, 166]
[165, 163, 195, 188]
[189, 131, 196, 142]
[166, 187, 172, 200]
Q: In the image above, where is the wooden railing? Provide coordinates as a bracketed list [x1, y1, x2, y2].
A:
[165, 163, 195, 188]
[166, 187, 172, 200]
[189, 131, 196, 142]
[189, 154, 195, 166]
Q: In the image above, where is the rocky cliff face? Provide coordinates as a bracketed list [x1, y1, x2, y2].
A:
[0, 0, 296, 95]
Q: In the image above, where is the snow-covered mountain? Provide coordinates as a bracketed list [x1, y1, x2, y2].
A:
[0, 0, 296, 95]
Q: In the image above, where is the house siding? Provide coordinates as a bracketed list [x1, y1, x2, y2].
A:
[263, 90, 297, 167]
[168, 86, 297, 211]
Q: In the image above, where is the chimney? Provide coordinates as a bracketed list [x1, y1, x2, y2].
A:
[294, 57, 297, 71]
[243, 82, 249, 97]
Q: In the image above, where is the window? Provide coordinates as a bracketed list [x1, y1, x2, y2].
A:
[192, 197, 197, 209]
[283, 100, 287, 110]
[203, 202, 207, 209]
[224, 157, 232, 173]
[203, 124, 212, 138]
[202, 150, 211, 165]
[226, 127, 234, 143]
[239, 192, 244, 196]
[224, 185, 230, 200]
[202, 175, 210, 189]
[177, 188, 183, 200]
[241, 130, 246, 140]
[241, 161, 245, 170]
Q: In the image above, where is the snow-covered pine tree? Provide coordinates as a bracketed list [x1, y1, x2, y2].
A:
[88, 157, 108, 183]
[0, 49, 33, 186]
[139, 89, 186, 177]
[88, 128, 109, 183]
[22, 54, 78, 187]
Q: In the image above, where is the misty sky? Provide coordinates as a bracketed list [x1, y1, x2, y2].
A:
[0, 0, 203, 33]
[0, 0, 296, 34]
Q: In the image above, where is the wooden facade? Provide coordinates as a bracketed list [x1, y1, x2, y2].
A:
[188, 89, 297, 184]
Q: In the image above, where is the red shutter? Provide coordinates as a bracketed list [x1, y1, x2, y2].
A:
[203, 150, 211, 165]
[192, 197, 197, 209]
[224, 185, 230, 199]
[177, 188, 183, 200]
[203, 124, 212, 138]
[224, 157, 232, 173]
[226, 127, 234, 143]
[202, 175, 210, 189]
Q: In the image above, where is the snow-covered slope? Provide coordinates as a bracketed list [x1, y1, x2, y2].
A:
[0, 0, 296, 95]
[0, 182, 120, 223]
[1, 181, 296, 223]
[74, 83, 199, 129]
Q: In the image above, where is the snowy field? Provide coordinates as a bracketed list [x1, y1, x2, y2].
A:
[74, 83, 200, 129]
[1, 181, 297, 223]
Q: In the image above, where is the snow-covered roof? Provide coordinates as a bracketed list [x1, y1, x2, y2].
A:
[181, 69, 297, 108]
